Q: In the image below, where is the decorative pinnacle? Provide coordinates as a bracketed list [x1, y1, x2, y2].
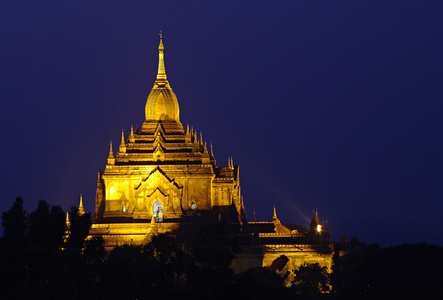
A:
[312, 209, 320, 224]
[119, 129, 127, 153]
[78, 194, 85, 215]
[156, 30, 167, 82]
[108, 141, 114, 158]
[272, 205, 278, 221]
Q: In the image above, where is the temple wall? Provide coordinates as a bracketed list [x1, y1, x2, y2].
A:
[262, 245, 334, 274]
[98, 165, 218, 219]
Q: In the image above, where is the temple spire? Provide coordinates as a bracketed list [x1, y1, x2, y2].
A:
[78, 194, 85, 215]
[129, 125, 135, 143]
[63, 212, 71, 244]
[107, 141, 115, 165]
[310, 209, 321, 232]
[119, 130, 126, 153]
[272, 205, 278, 222]
[108, 141, 114, 158]
[156, 31, 167, 82]
[209, 142, 216, 165]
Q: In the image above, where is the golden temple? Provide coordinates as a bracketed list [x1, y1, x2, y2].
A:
[88, 34, 333, 278]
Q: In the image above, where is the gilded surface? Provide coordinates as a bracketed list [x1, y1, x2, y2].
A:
[88, 35, 334, 277]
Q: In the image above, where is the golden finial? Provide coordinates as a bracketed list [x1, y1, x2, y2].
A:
[158, 30, 164, 50]
[109, 141, 114, 158]
[272, 205, 278, 221]
[107, 141, 115, 165]
[128, 125, 135, 143]
[156, 30, 167, 81]
[119, 129, 127, 153]
[78, 194, 85, 215]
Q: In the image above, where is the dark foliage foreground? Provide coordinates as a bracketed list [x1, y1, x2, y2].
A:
[1, 197, 443, 299]
[0, 198, 296, 299]
[331, 239, 443, 299]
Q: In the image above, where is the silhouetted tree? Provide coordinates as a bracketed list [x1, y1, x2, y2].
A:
[1, 196, 27, 248]
[332, 239, 382, 298]
[0, 198, 75, 298]
[101, 244, 161, 299]
[291, 262, 330, 295]
[0, 197, 28, 297]
[146, 234, 194, 289]
[233, 267, 289, 298]
[8, 196, 443, 299]
[191, 219, 233, 269]
[19, 200, 67, 297]
[27, 200, 65, 247]
[81, 235, 107, 296]
[332, 239, 443, 299]
[187, 219, 235, 298]
[65, 206, 91, 251]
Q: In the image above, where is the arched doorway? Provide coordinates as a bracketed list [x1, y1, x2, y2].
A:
[153, 200, 163, 222]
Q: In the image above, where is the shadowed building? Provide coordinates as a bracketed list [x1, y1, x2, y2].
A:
[88, 34, 333, 278]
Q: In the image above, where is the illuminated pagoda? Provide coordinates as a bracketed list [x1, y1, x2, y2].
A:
[89, 33, 333, 276]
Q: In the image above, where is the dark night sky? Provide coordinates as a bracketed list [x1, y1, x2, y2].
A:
[1, 1, 442, 246]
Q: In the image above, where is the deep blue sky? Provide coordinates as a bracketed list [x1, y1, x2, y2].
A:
[1, 1, 442, 246]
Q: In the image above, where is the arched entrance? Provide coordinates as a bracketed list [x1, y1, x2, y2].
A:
[153, 200, 163, 222]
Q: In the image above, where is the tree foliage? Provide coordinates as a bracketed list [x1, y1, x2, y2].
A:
[2, 197, 443, 299]
[292, 262, 330, 294]
[1, 197, 27, 248]
[332, 239, 443, 299]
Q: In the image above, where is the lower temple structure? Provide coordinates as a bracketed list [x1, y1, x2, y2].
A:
[88, 34, 334, 278]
